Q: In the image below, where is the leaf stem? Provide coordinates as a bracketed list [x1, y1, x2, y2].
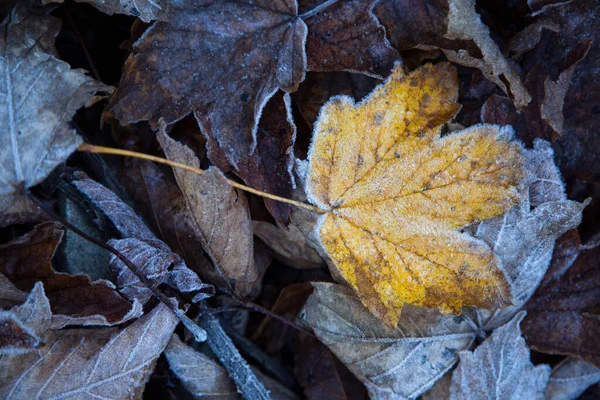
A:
[299, 0, 340, 19]
[78, 143, 324, 214]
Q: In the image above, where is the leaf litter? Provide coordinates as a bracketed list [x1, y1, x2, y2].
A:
[0, 0, 598, 398]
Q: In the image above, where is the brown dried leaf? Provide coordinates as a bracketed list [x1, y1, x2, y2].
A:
[0, 222, 141, 328]
[301, 283, 476, 399]
[253, 221, 324, 269]
[105, 0, 307, 166]
[0, 273, 27, 309]
[0, 311, 40, 354]
[522, 230, 600, 367]
[204, 92, 297, 226]
[157, 128, 259, 298]
[0, 284, 179, 399]
[300, 0, 399, 77]
[374, 0, 530, 109]
[449, 312, 551, 400]
[0, 3, 110, 226]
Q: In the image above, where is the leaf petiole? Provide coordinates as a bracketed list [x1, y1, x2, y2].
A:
[78, 143, 324, 214]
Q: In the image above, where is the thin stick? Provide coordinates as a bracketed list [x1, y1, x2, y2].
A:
[78, 143, 324, 214]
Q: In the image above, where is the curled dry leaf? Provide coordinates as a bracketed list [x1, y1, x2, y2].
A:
[253, 221, 324, 269]
[0, 222, 141, 328]
[306, 62, 524, 328]
[521, 229, 600, 367]
[157, 128, 259, 298]
[73, 174, 214, 303]
[301, 283, 477, 399]
[544, 358, 600, 400]
[0, 3, 110, 227]
[449, 312, 551, 400]
[41, 0, 170, 22]
[374, 0, 530, 109]
[0, 311, 40, 355]
[0, 283, 179, 399]
[464, 139, 587, 330]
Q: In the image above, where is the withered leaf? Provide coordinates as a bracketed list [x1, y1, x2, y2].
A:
[374, 0, 530, 109]
[0, 311, 40, 354]
[522, 229, 600, 367]
[306, 63, 524, 327]
[301, 283, 476, 399]
[0, 3, 110, 226]
[544, 358, 600, 400]
[449, 312, 551, 400]
[42, 0, 170, 22]
[253, 221, 324, 269]
[299, 0, 399, 77]
[73, 174, 213, 303]
[0, 273, 27, 309]
[0, 284, 179, 399]
[106, 0, 308, 166]
[0, 222, 141, 328]
[157, 128, 259, 298]
[464, 140, 587, 330]
[204, 92, 296, 226]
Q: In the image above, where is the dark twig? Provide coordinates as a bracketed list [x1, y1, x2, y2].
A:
[64, 6, 102, 82]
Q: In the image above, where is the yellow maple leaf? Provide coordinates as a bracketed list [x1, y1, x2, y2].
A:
[306, 63, 524, 328]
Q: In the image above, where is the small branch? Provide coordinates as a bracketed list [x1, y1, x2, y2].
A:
[197, 314, 271, 400]
[299, 0, 340, 19]
[28, 193, 207, 342]
[78, 143, 324, 214]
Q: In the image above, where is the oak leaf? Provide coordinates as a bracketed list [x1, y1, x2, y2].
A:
[306, 62, 525, 327]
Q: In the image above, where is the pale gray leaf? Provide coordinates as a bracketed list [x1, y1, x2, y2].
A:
[301, 283, 476, 399]
[157, 127, 258, 298]
[0, 4, 110, 226]
[468, 140, 586, 330]
[450, 312, 551, 400]
[0, 302, 178, 399]
[42, 0, 169, 22]
[545, 358, 600, 400]
[0, 272, 27, 309]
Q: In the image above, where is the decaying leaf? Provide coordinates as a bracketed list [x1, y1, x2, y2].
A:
[253, 221, 324, 269]
[464, 139, 587, 330]
[301, 283, 476, 399]
[73, 174, 214, 303]
[306, 62, 524, 327]
[42, 0, 170, 22]
[374, 0, 530, 109]
[0, 284, 179, 399]
[300, 0, 399, 77]
[0, 2, 110, 226]
[449, 312, 551, 400]
[157, 128, 259, 298]
[105, 0, 308, 167]
[522, 229, 600, 367]
[544, 358, 600, 400]
[0, 311, 40, 354]
[0, 222, 142, 328]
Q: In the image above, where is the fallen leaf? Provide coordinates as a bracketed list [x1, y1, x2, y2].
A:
[157, 128, 259, 298]
[374, 0, 530, 109]
[105, 0, 308, 167]
[450, 312, 551, 400]
[301, 283, 476, 399]
[0, 273, 27, 309]
[464, 139, 586, 330]
[294, 333, 367, 400]
[0, 2, 110, 226]
[522, 230, 600, 367]
[73, 174, 214, 303]
[253, 221, 324, 269]
[0, 222, 141, 328]
[299, 0, 399, 77]
[42, 0, 170, 22]
[306, 62, 524, 327]
[0, 283, 179, 399]
[544, 358, 600, 400]
[204, 92, 297, 226]
[0, 311, 40, 354]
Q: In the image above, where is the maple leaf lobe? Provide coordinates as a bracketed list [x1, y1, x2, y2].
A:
[306, 63, 524, 328]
